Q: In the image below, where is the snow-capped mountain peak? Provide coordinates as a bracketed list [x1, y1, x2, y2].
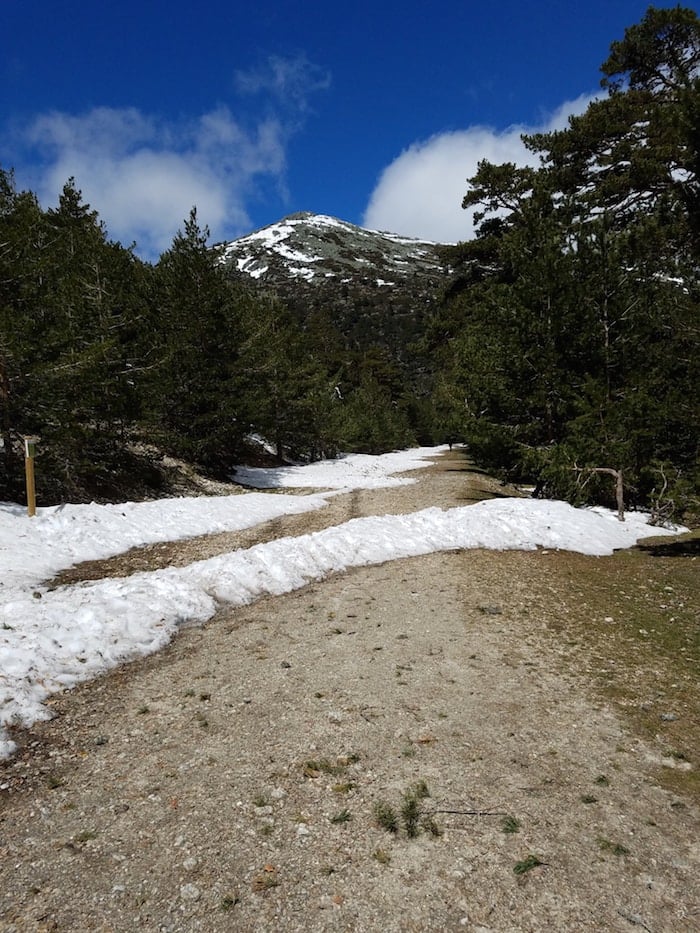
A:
[215, 212, 444, 285]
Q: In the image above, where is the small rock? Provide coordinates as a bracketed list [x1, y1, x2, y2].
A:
[180, 883, 201, 901]
[296, 824, 311, 837]
[182, 857, 198, 871]
[660, 713, 679, 722]
[661, 757, 692, 771]
[280, 661, 292, 669]
[671, 858, 691, 870]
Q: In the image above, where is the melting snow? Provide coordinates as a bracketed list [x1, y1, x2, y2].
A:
[0, 446, 684, 758]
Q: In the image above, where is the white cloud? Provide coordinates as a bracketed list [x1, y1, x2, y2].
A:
[234, 54, 331, 114]
[363, 93, 598, 244]
[16, 105, 287, 259]
[6, 54, 330, 261]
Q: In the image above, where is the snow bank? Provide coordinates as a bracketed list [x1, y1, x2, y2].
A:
[0, 448, 684, 758]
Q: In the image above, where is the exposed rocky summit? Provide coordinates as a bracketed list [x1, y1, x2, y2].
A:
[214, 212, 445, 287]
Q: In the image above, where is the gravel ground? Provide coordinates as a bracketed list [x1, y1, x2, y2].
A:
[1, 450, 698, 932]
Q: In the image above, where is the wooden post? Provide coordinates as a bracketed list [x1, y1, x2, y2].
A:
[24, 436, 38, 518]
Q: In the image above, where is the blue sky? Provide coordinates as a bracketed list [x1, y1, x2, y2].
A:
[2, 1, 690, 260]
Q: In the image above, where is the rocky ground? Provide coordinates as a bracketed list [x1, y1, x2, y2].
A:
[0, 450, 698, 932]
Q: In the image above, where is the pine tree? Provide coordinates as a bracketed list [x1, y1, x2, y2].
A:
[447, 6, 700, 514]
[148, 208, 247, 471]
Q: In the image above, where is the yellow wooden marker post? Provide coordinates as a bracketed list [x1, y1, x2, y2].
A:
[24, 436, 39, 518]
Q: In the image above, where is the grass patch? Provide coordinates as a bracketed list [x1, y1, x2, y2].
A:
[514, 854, 544, 875]
[330, 809, 352, 824]
[302, 752, 360, 779]
[373, 800, 399, 834]
[527, 543, 700, 804]
[374, 781, 438, 839]
[501, 815, 521, 833]
[598, 837, 630, 856]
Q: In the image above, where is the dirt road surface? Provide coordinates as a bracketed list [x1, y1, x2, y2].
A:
[1, 450, 698, 932]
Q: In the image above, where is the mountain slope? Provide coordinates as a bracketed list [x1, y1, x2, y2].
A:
[214, 212, 445, 286]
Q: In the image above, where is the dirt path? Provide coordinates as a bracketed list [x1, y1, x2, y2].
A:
[1, 451, 698, 932]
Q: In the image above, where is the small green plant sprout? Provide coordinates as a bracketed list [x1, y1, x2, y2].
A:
[598, 837, 630, 856]
[422, 815, 443, 837]
[501, 815, 521, 833]
[330, 809, 352, 824]
[412, 780, 430, 799]
[373, 848, 391, 864]
[373, 800, 399, 834]
[252, 793, 269, 808]
[594, 775, 610, 786]
[513, 854, 545, 875]
[221, 894, 240, 911]
[374, 781, 438, 839]
[401, 792, 421, 838]
[400, 781, 431, 838]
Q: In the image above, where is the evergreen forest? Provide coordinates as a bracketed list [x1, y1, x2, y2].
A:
[1, 6, 698, 522]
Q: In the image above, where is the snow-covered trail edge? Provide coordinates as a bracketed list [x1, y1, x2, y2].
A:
[0, 496, 682, 758]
